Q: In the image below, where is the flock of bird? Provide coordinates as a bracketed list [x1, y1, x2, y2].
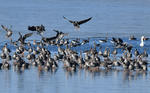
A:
[0, 16, 149, 73]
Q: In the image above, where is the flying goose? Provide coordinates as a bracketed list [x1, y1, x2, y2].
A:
[28, 24, 45, 34]
[63, 16, 92, 29]
[42, 30, 68, 43]
[1, 25, 12, 38]
[18, 32, 33, 44]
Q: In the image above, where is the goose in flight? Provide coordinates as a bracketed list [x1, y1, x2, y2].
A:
[63, 16, 92, 29]
[17, 32, 33, 44]
[1, 25, 13, 38]
[28, 24, 45, 34]
[42, 30, 68, 43]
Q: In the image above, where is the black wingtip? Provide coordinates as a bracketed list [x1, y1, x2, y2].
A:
[63, 16, 67, 20]
[53, 29, 59, 32]
[1, 25, 5, 29]
[88, 17, 92, 20]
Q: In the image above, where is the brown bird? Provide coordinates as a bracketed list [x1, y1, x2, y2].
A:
[63, 16, 92, 29]
[42, 30, 68, 43]
[1, 25, 13, 38]
[28, 24, 45, 34]
[18, 32, 33, 44]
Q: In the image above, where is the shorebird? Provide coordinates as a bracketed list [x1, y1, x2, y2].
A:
[63, 16, 92, 29]
[1, 25, 12, 38]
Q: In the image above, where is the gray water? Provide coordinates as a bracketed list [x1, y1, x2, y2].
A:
[0, 0, 150, 93]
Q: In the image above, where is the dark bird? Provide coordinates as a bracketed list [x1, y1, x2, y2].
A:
[110, 37, 118, 44]
[129, 35, 136, 40]
[143, 36, 149, 41]
[117, 38, 123, 44]
[28, 24, 45, 34]
[1, 25, 12, 38]
[18, 32, 33, 44]
[63, 16, 92, 29]
[42, 30, 68, 43]
[134, 49, 139, 57]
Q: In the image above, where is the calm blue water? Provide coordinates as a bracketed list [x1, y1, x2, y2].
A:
[0, 0, 150, 93]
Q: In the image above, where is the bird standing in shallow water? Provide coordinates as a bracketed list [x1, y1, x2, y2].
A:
[63, 16, 92, 30]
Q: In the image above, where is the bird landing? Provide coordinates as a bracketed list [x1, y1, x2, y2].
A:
[63, 16, 92, 30]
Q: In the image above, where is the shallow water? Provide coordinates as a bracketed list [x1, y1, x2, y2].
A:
[0, 0, 150, 93]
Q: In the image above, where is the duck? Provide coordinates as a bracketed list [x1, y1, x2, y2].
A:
[129, 35, 136, 40]
[99, 37, 107, 43]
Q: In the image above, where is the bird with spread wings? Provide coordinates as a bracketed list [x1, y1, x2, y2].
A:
[63, 16, 92, 30]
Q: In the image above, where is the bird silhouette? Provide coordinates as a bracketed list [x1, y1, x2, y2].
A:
[18, 32, 33, 44]
[63, 16, 92, 30]
[1, 25, 13, 38]
[42, 30, 68, 43]
[28, 24, 45, 34]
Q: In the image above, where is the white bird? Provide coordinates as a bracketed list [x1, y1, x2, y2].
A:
[140, 36, 145, 47]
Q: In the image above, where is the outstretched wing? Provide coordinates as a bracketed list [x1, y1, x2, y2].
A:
[53, 29, 60, 33]
[63, 16, 74, 23]
[78, 17, 92, 25]
[1, 25, 12, 32]
[40, 24, 45, 31]
[28, 26, 36, 31]
[1, 25, 8, 31]
[118, 38, 123, 43]
[23, 33, 33, 40]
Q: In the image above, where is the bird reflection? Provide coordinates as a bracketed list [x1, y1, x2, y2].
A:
[63, 68, 148, 82]
[64, 68, 77, 79]
[122, 70, 147, 82]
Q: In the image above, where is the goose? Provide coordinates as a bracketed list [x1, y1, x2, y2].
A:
[1, 25, 13, 38]
[63, 16, 92, 29]
[42, 30, 68, 44]
[28, 24, 45, 34]
[99, 37, 107, 43]
[134, 49, 139, 57]
[140, 36, 145, 47]
[129, 35, 136, 40]
[17, 32, 33, 44]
